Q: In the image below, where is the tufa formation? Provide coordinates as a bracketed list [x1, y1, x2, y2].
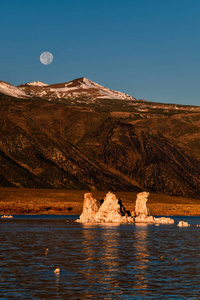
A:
[77, 191, 174, 224]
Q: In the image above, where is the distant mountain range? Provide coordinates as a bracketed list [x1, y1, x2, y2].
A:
[0, 78, 200, 198]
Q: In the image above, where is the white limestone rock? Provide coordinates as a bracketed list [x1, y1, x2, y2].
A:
[76, 191, 135, 223]
[134, 191, 155, 223]
[135, 215, 154, 223]
[154, 217, 174, 224]
[94, 192, 134, 223]
[77, 191, 175, 225]
[135, 191, 149, 217]
[77, 193, 98, 223]
[177, 220, 190, 227]
[94, 192, 121, 223]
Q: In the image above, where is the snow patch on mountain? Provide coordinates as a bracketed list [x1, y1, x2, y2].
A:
[23, 81, 48, 86]
[50, 86, 76, 92]
[0, 81, 29, 98]
[80, 78, 135, 100]
[16, 77, 136, 101]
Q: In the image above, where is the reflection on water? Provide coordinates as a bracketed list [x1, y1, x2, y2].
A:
[82, 224, 122, 297]
[1, 216, 200, 299]
[133, 224, 149, 293]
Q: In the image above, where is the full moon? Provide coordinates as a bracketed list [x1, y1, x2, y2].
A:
[40, 51, 53, 65]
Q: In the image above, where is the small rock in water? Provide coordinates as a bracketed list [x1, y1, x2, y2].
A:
[154, 217, 174, 224]
[44, 248, 49, 255]
[177, 221, 190, 227]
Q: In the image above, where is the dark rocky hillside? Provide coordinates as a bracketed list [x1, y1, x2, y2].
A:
[0, 87, 200, 198]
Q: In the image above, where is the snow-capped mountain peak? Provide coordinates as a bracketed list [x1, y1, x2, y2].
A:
[18, 77, 136, 101]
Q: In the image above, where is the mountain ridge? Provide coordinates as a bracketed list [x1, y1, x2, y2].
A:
[18, 77, 136, 101]
[0, 78, 200, 198]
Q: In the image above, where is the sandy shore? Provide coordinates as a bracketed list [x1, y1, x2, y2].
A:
[0, 187, 200, 216]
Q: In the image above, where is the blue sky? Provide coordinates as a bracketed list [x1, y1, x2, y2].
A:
[0, 0, 200, 105]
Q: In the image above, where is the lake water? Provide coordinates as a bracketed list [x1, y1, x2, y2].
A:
[0, 215, 200, 299]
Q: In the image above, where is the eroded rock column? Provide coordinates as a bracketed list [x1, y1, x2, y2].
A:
[94, 192, 133, 223]
[134, 191, 154, 223]
[77, 193, 98, 222]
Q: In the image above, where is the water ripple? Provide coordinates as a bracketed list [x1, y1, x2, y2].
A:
[0, 216, 200, 299]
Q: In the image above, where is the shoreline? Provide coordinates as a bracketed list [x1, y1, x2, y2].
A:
[0, 187, 200, 216]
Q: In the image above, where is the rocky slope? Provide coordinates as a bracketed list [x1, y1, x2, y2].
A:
[0, 78, 200, 198]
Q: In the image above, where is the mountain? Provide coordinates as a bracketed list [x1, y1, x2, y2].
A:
[18, 77, 136, 101]
[0, 78, 200, 198]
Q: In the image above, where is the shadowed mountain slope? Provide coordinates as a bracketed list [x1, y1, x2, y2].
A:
[0, 78, 200, 198]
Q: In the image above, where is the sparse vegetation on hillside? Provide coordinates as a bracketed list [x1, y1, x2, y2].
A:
[0, 92, 200, 198]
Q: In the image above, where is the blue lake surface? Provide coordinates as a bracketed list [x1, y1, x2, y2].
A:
[0, 215, 200, 299]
